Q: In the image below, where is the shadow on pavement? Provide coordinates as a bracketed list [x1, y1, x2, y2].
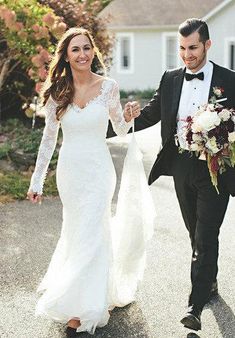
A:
[209, 295, 235, 337]
[184, 294, 235, 338]
[55, 302, 150, 338]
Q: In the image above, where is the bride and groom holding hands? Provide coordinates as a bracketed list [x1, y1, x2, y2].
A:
[27, 17, 235, 336]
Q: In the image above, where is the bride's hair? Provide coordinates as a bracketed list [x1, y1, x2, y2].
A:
[41, 27, 106, 120]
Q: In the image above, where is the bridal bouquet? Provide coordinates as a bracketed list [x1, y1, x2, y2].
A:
[179, 87, 235, 193]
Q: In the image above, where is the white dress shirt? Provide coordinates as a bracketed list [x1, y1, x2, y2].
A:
[176, 61, 213, 149]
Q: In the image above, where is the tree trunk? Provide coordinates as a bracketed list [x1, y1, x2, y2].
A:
[0, 59, 11, 93]
[0, 59, 11, 122]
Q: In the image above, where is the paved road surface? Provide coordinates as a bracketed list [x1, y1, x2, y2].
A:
[0, 125, 235, 338]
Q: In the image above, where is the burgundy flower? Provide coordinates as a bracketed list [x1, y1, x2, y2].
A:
[210, 155, 220, 173]
[186, 130, 193, 144]
[225, 119, 235, 133]
[186, 116, 193, 123]
[215, 106, 223, 113]
[216, 126, 228, 145]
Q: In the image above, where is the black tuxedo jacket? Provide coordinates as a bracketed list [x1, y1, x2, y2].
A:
[133, 62, 235, 196]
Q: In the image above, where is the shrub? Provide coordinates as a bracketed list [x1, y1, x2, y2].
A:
[0, 143, 11, 159]
[0, 0, 66, 119]
[0, 0, 113, 120]
[38, 0, 114, 73]
[0, 170, 58, 201]
[0, 118, 59, 170]
[0, 171, 31, 200]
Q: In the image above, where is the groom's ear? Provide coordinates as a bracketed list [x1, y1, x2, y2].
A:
[205, 39, 212, 51]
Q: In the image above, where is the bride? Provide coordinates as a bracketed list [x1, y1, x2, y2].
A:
[27, 27, 141, 335]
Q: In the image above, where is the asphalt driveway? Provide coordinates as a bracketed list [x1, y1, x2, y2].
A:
[0, 125, 235, 338]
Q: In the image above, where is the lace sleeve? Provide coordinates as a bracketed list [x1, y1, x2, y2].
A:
[28, 96, 60, 194]
[108, 80, 133, 137]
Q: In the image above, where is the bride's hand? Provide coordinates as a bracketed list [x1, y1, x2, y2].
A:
[124, 101, 141, 122]
[27, 190, 42, 204]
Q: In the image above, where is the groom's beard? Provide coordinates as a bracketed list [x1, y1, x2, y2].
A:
[184, 46, 207, 72]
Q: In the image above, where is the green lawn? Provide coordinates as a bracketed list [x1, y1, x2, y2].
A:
[0, 170, 58, 203]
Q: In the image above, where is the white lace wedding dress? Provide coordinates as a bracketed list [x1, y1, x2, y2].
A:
[29, 78, 145, 334]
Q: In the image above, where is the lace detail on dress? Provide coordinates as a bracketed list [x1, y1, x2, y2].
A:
[106, 80, 133, 137]
[29, 96, 60, 194]
[29, 79, 130, 194]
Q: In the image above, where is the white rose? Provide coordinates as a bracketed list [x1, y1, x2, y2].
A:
[191, 121, 203, 133]
[190, 143, 204, 152]
[190, 143, 199, 151]
[197, 104, 207, 114]
[228, 131, 235, 143]
[205, 136, 220, 153]
[218, 109, 231, 121]
[192, 133, 203, 142]
[206, 104, 215, 112]
[196, 111, 221, 131]
[231, 115, 235, 123]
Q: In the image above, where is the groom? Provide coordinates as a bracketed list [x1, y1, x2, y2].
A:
[124, 18, 235, 331]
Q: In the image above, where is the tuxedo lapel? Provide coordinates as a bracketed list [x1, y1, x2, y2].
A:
[171, 68, 185, 127]
[208, 62, 224, 101]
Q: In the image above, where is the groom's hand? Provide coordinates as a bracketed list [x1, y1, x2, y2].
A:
[124, 101, 141, 122]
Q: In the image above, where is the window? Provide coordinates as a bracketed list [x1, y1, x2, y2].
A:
[121, 38, 130, 68]
[116, 33, 134, 73]
[166, 36, 177, 69]
[162, 33, 180, 70]
[225, 38, 235, 70]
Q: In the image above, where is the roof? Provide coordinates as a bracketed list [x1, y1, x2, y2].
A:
[100, 0, 232, 29]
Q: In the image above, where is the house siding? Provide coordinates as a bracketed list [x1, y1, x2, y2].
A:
[109, 30, 163, 90]
[107, 1, 235, 90]
[207, 1, 235, 67]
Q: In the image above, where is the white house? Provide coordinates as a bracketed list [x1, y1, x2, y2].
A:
[100, 0, 235, 90]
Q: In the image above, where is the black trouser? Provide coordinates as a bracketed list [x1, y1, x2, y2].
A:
[172, 152, 229, 310]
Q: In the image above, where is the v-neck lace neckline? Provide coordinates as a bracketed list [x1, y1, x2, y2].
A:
[72, 78, 108, 111]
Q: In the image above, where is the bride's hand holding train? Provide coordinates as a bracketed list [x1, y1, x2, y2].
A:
[124, 101, 140, 122]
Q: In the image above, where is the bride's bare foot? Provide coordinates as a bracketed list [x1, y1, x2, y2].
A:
[67, 318, 81, 329]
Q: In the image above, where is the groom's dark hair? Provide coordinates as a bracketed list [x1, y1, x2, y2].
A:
[179, 18, 210, 43]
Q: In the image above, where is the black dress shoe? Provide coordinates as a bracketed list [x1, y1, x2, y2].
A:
[65, 326, 77, 337]
[180, 305, 202, 331]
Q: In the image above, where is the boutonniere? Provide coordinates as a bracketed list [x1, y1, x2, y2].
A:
[210, 86, 227, 104]
[213, 86, 224, 97]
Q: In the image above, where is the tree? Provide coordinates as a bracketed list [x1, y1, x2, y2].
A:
[0, 0, 113, 120]
[0, 0, 67, 119]
[38, 0, 114, 73]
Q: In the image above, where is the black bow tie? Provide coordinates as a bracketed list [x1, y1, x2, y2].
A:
[185, 72, 204, 81]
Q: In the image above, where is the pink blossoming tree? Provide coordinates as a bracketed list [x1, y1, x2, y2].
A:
[0, 0, 113, 119]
